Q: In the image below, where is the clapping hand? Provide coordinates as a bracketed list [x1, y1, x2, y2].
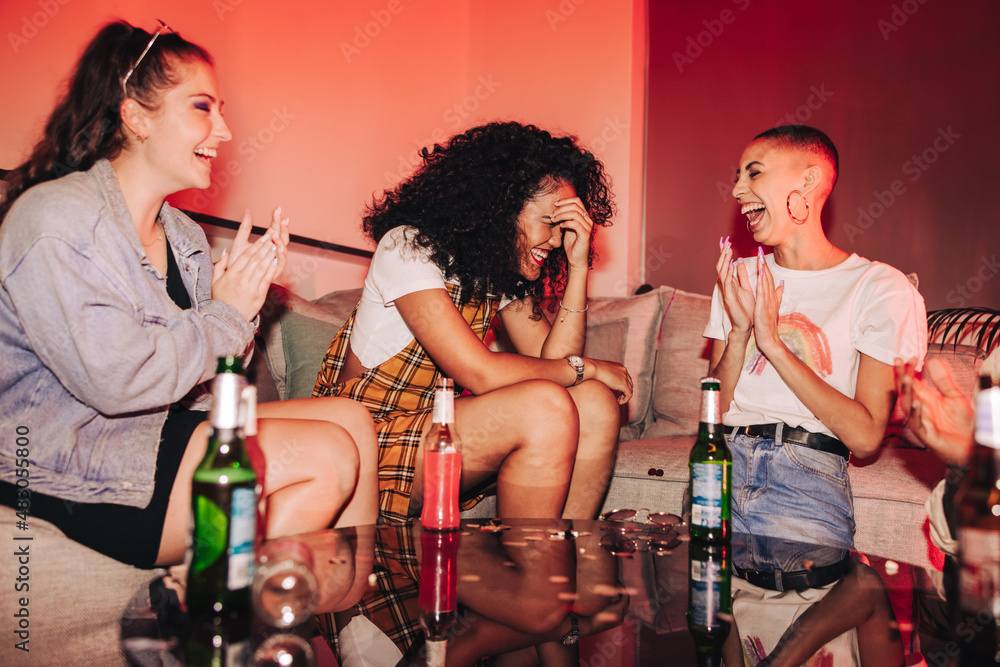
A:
[211, 207, 289, 321]
[894, 357, 975, 465]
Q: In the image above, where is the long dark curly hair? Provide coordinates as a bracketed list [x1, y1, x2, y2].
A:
[364, 121, 614, 308]
[0, 21, 211, 223]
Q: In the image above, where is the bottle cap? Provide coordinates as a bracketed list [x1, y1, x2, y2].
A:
[433, 378, 455, 425]
[210, 372, 243, 429]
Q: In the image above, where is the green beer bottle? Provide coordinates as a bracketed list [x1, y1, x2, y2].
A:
[686, 540, 732, 666]
[689, 377, 731, 542]
[186, 356, 258, 666]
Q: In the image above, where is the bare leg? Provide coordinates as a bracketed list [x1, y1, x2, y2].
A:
[257, 396, 379, 528]
[563, 379, 621, 518]
[409, 379, 579, 519]
[764, 563, 903, 667]
[157, 413, 363, 565]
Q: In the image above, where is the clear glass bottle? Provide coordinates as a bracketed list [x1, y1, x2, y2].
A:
[689, 377, 731, 542]
[186, 356, 258, 666]
[957, 382, 1000, 665]
[421, 378, 462, 531]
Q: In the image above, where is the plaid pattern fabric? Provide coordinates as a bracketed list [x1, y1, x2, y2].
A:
[314, 522, 422, 659]
[360, 523, 423, 654]
[313, 283, 498, 523]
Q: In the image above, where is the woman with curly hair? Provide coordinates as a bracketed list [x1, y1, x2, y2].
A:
[314, 121, 632, 522]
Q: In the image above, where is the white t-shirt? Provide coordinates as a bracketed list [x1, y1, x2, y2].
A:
[704, 253, 927, 436]
[350, 226, 512, 368]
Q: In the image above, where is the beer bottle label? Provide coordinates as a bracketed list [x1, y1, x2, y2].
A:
[959, 527, 1000, 618]
[691, 463, 724, 529]
[690, 558, 723, 625]
[227, 487, 256, 590]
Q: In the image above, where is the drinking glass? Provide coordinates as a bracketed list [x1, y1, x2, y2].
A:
[252, 540, 320, 629]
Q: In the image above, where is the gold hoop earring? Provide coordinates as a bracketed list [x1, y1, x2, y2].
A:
[786, 190, 809, 224]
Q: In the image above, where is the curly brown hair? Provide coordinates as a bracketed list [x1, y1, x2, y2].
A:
[363, 121, 615, 308]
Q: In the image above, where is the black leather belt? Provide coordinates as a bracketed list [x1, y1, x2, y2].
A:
[729, 424, 850, 460]
[734, 554, 852, 591]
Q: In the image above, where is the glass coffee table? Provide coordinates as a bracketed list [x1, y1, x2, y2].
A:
[122, 517, 956, 666]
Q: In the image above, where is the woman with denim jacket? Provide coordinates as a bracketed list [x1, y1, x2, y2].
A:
[0, 21, 377, 568]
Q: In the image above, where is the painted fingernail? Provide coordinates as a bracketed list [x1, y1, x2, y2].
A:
[778, 280, 784, 287]
[725, 235, 730, 245]
[729, 259, 734, 269]
[737, 257, 745, 265]
[719, 236, 723, 250]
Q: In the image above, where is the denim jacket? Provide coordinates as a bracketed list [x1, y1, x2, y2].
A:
[0, 160, 254, 507]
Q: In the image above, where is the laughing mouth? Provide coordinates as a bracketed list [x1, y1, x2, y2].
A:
[194, 147, 217, 163]
[530, 248, 549, 265]
[741, 202, 765, 226]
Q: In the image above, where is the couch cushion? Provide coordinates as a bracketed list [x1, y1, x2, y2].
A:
[259, 287, 362, 400]
[848, 447, 946, 569]
[644, 287, 712, 439]
[0, 505, 156, 665]
[584, 289, 665, 441]
[602, 436, 694, 517]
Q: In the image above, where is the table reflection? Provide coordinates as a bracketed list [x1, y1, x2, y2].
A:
[327, 519, 632, 665]
[120, 520, 950, 666]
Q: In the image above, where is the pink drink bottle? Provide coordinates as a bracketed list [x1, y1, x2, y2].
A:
[421, 378, 462, 531]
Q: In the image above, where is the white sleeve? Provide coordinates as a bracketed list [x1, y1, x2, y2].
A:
[854, 264, 928, 367]
[370, 227, 447, 305]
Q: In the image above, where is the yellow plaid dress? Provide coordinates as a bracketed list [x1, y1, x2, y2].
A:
[313, 282, 498, 524]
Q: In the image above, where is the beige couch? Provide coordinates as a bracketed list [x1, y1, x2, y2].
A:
[253, 284, 1000, 572]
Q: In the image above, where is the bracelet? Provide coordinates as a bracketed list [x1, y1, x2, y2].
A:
[561, 612, 580, 645]
[558, 300, 588, 324]
[558, 300, 588, 313]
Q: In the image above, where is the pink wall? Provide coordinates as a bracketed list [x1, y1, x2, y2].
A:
[646, 0, 1000, 310]
[0, 0, 646, 298]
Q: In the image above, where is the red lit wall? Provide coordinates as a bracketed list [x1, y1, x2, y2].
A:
[0, 0, 646, 299]
[646, 0, 1000, 309]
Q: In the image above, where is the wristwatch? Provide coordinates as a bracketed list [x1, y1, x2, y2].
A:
[565, 355, 585, 386]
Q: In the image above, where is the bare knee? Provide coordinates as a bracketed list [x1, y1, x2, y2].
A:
[570, 380, 622, 449]
[317, 424, 362, 509]
[517, 380, 579, 456]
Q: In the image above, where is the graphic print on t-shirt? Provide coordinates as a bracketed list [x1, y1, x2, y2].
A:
[744, 312, 832, 377]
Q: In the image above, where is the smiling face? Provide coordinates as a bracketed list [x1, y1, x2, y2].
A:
[731, 138, 811, 245]
[141, 58, 231, 193]
[515, 180, 577, 280]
